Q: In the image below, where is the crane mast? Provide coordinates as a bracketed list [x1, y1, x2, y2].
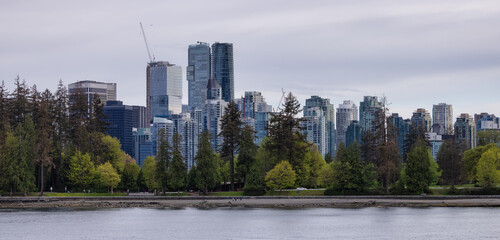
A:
[140, 22, 154, 63]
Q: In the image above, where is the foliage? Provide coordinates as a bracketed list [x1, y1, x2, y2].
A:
[195, 130, 219, 194]
[478, 130, 500, 146]
[120, 162, 140, 191]
[265, 161, 296, 190]
[98, 134, 126, 171]
[428, 150, 441, 186]
[295, 144, 326, 188]
[476, 147, 500, 189]
[324, 152, 334, 164]
[318, 163, 335, 187]
[155, 129, 171, 194]
[236, 125, 258, 184]
[437, 138, 463, 186]
[243, 164, 266, 196]
[330, 143, 365, 194]
[462, 143, 497, 182]
[67, 151, 95, 190]
[219, 101, 242, 191]
[169, 133, 187, 192]
[96, 162, 120, 194]
[142, 156, 158, 191]
[186, 166, 198, 191]
[405, 139, 432, 194]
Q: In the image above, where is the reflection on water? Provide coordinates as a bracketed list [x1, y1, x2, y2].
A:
[0, 207, 499, 239]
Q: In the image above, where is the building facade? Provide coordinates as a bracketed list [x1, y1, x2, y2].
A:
[345, 120, 362, 147]
[359, 96, 382, 133]
[336, 100, 358, 147]
[455, 113, 477, 149]
[432, 103, 453, 135]
[147, 61, 182, 123]
[204, 78, 227, 151]
[302, 107, 327, 156]
[304, 96, 335, 156]
[133, 128, 153, 167]
[411, 108, 432, 132]
[187, 42, 211, 110]
[211, 42, 234, 103]
[68, 80, 117, 111]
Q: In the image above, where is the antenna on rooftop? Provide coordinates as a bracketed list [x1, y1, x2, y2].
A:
[140, 22, 155, 63]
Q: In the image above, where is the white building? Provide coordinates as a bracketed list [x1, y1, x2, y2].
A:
[336, 100, 358, 147]
[432, 103, 453, 135]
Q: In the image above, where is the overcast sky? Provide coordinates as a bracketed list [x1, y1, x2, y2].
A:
[2, 0, 500, 119]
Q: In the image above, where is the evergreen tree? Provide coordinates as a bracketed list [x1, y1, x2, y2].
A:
[436, 138, 463, 187]
[34, 93, 54, 196]
[405, 139, 432, 194]
[69, 87, 90, 151]
[9, 76, 31, 128]
[266, 92, 308, 170]
[52, 80, 70, 191]
[155, 129, 171, 194]
[17, 117, 37, 196]
[120, 162, 140, 191]
[195, 130, 219, 194]
[324, 152, 334, 164]
[0, 81, 9, 146]
[331, 143, 365, 194]
[136, 169, 147, 192]
[219, 101, 242, 191]
[1, 131, 21, 195]
[186, 166, 198, 191]
[169, 133, 187, 194]
[243, 164, 266, 196]
[89, 94, 109, 133]
[236, 126, 258, 184]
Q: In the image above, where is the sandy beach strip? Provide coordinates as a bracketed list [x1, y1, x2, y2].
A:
[1, 196, 500, 209]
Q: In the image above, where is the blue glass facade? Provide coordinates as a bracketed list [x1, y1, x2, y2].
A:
[147, 61, 182, 123]
[187, 42, 211, 110]
[211, 42, 234, 103]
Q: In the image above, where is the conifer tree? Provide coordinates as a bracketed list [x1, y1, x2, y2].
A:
[436, 138, 463, 187]
[9, 76, 31, 128]
[169, 133, 187, 194]
[236, 126, 258, 184]
[219, 101, 242, 191]
[34, 93, 54, 196]
[155, 129, 171, 194]
[195, 130, 219, 194]
[405, 139, 432, 194]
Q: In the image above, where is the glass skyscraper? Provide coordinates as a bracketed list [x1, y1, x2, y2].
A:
[211, 42, 234, 103]
[147, 61, 182, 123]
[187, 42, 211, 110]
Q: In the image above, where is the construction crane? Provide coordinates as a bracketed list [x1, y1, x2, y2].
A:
[140, 22, 155, 63]
[273, 88, 287, 112]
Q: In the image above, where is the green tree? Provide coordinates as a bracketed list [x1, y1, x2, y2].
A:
[68, 87, 90, 151]
[17, 117, 36, 196]
[34, 94, 54, 196]
[52, 80, 70, 191]
[405, 139, 432, 194]
[1, 131, 21, 195]
[462, 143, 496, 182]
[330, 143, 365, 194]
[88, 95, 109, 133]
[67, 151, 95, 191]
[169, 133, 187, 194]
[96, 162, 121, 194]
[120, 162, 140, 191]
[243, 164, 266, 196]
[155, 129, 171, 194]
[296, 144, 326, 188]
[219, 101, 242, 191]
[478, 130, 500, 146]
[266, 92, 308, 170]
[476, 147, 500, 189]
[324, 152, 334, 164]
[186, 166, 198, 191]
[436, 138, 463, 187]
[265, 160, 296, 190]
[374, 108, 401, 193]
[236, 126, 257, 184]
[195, 130, 219, 194]
[9, 76, 31, 128]
[0, 81, 10, 146]
[142, 156, 157, 191]
[97, 134, 126, 171]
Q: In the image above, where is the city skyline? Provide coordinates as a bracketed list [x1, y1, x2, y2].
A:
[2, 1, 500, 119]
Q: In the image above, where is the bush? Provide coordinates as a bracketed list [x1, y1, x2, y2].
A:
[243, 184, 266, 196]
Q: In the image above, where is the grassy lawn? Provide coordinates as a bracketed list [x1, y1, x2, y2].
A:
[204, 189, 325, 197]
[208, 191, 244, 197]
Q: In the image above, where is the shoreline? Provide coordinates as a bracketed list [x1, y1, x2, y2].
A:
[2, 196, 500, 209]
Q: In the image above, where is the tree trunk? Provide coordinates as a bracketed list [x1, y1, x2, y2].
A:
[230, 152, 235, 191]
[40, 165, 44, 196]
[111, 186, 114, 194]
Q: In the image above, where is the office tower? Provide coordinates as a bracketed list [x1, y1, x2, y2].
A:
[169, 112, 199, 170]
[455, 113, 477, 149]
[474, 113, 499, 131]
[255, 111, 271, 145]
[411, 108, 432, 132]
[345, 120, 361, 147]
[147, 61, 182, 123]
[68, 80, 117, 110]
[204, 79, 228, 150]
[427, 132, 443, 160]
[211, 42, 234, 102]
[336, 100, 358, 147]
[187, 42, 211, 110]
[389, 113, 411, 157]
[302, 107, 327, 156]
[359, 96, 382, 133]
[103, 100, 147, 158]
[303, 96, 335, 156]
[133, 128, 153, 167]
[151, 117, 175, 156]
[432, 103, 453, 135]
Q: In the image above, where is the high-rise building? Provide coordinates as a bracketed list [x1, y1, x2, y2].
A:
[151, 117, 175, 156]
[211, 42, 234, 102]
[389, 113, 411, 157]
[68, 80, 117, 110]
[133, 128, 153, 167]
[427, 132, 443, 160]
[474, 113, 499, 131]
[336, 100, 358, 147]
[302, 107, 326, 156]
[432, 103, 453, 135]
[147, 61, 182, 123]
[241, 91, 270, 119]
[303, 96, 335, 156]
[345, 120, 361, 147]
[204, 78, 227, 151]
[187, 42, 211, 110]
[411, 108, 432, 132]
[103, 100, 147, 158]
[169, 113, 199, 170]
[359, 96, 382, 133]
[455, 113, 477, 149]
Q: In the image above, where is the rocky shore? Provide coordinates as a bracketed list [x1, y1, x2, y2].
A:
[2, 196, 500, 209]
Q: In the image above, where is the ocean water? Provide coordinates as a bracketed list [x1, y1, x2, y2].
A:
[1, 207, 499, 239]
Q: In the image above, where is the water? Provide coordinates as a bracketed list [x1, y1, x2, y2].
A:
[1, 207, 499, 239]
